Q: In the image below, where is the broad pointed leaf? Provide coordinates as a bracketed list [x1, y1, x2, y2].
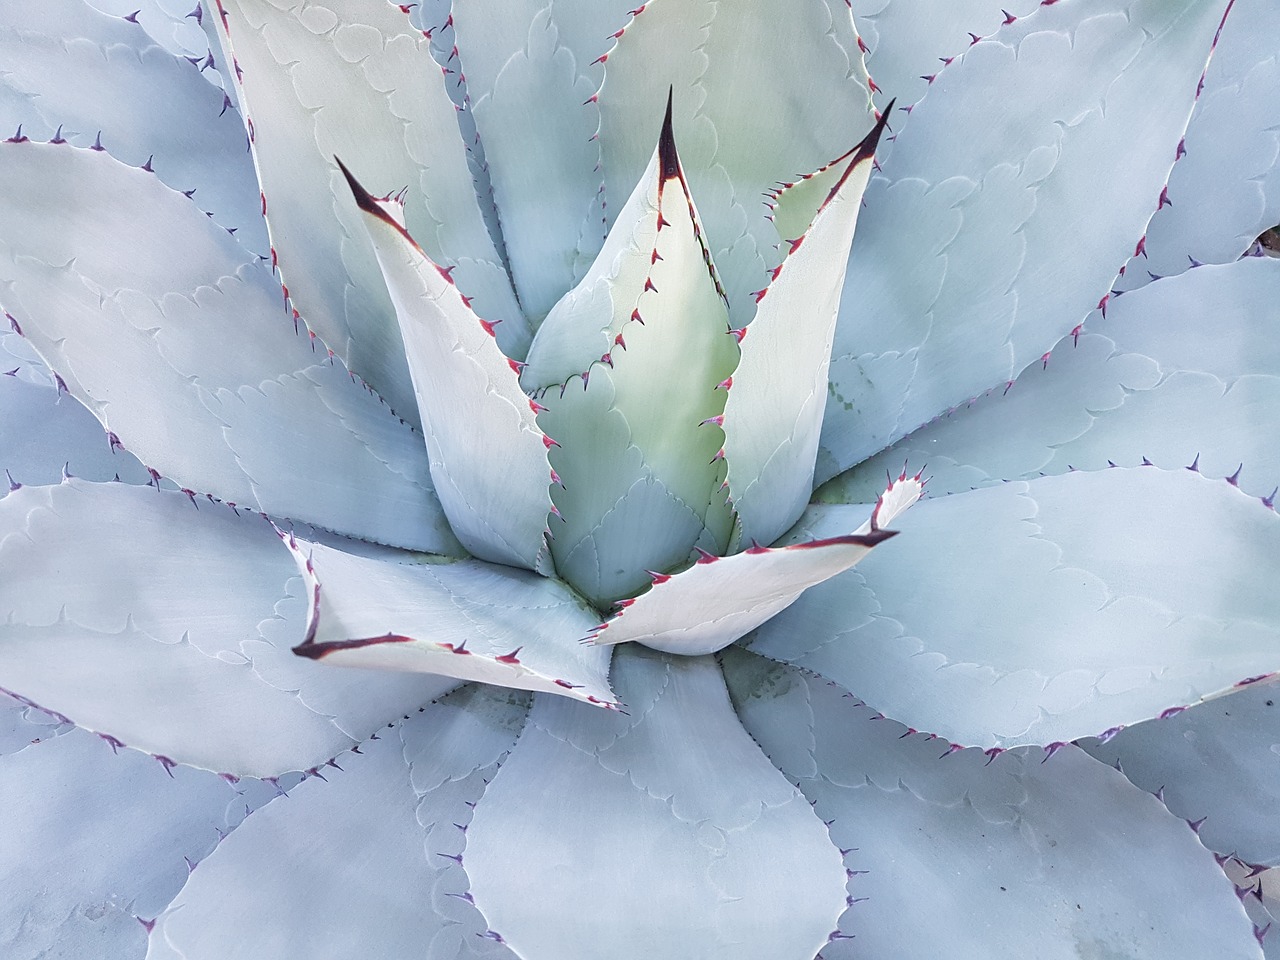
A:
[464, 647, 847, 960]
[0, 0, 265, 251]
[287, 536, 616, 708]
[821, 257, 1280, 504]
[819, 0, 1228, 482]
[591, 473, 918, 656]
[723, 652, 1261, 960]
[749, 467, 1280, 749]
[722, 112, 886, 547]
[1, 335, 150, 487]
[596, 0, 873, 319]
[451, 0, 633, 320]
[1083, 681, 1280, 867]
[210, 0, 527, 421]
[850, 0, 1041, 111]
[0, 480, 458, 777]
[0, 723, 283, 959]
[342, 164, 554, 571]
[148, 687, 527, 960]
[1113, 0, 1280, 292]
[530, 105, 739, 604]
[0, 141, 458, 552]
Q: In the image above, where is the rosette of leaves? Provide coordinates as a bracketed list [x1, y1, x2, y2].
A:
[2, 0, 1280, 957]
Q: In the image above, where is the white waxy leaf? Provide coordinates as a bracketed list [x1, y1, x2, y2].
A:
[148, 687, 527, 960]
[749, 467, 1280, 749]
[1, 334, 150, 488]
[465, 647, 848, 960]
[342, 163, 554, 571]
[287, 536, 616, 708]
[723, 653, 1262, 960]
[0, 141, 458, 553]
[0, 724, 284, 960]
[590, 473, 918, 656]
[1112, 0, 1280, 292]
[1083, 681, 1280, 868]
[451, 1, 631, 321]
[529, 103, 739, 605]
[0, 481, 458, 778]
[0, 0, 266, 251]
[596, 0, 873, 321]
[819, 0, 1228, 483]
[210, 0, 527, 422]
[820, 257, 1280, 504]
[722, 111, 886, 548]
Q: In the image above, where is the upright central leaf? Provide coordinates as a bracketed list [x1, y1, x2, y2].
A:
[525, 96, 740, 606]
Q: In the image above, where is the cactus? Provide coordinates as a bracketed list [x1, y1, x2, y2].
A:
[1, 0, 1280, 957]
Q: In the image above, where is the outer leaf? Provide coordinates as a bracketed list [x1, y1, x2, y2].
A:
[850, 0, 1041, 110]
[210, 0, 527, 421]
[721, 111, 886, 547]
[1113, 0, 1280, 292]
[596, 0, 874, 319]
[341, 163, 553, 571]
[723, 652, 1262, 960]
[1, 335, 150, 487]
[1083, 681, 1280, 867]
[748, 467, 1280, 749]
[819, 0, 1228, 482]
[0, 723, 284, 960]
[0, 481, 458, 777]
[590, 473, 919, 656]
[464, 647, 847, 960]
[0, 141, 458, 553]
[0, 0, 265, 251]
[820, 257, 1280, 504]
[529, 104, 739, 604]
[451, 0, 633, 320]
[287, 536, 616, 708]
[148, 687, 527, 960]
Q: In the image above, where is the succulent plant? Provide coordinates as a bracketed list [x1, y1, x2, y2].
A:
[2, 0, 1280, 956]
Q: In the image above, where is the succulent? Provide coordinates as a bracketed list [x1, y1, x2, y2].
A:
[3, 0, 1280, 956]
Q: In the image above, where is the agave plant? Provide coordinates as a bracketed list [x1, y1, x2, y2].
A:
[3, 0, 1280, 956]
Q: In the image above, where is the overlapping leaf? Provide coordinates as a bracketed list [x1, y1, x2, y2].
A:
[0, 480, 457, 777]
[819, 0, 1229, 482]
[0, 142, 458, 552]
[750, 467, 1280, 749]
[465, 647, 847, 960]
[287, 536, 616, 708]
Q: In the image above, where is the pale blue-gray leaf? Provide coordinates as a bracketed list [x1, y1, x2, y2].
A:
[147, 686, 527, 960]
[210, 0, 528, 419]
[465, 646, 847, 960]
[590, 472, 918, 656]
[0, 141, 459, 553]
[1083, 681, 1280, 867]
[0, 0, 265, 251]
[0, 722, 283, 960]
[0, 334, 150, 487]
[1112, 0, 1280, 292]
[749, 467, 1280, 749]
[723, 652, 1262, 960]
[820, 0, 1227, 483]
[722, 115, 883, 547]
[288, 536, 616, 708]
[0, 480, 457, 777]
[345, 169, 553, 570]
[451, 0, 633, 321]
[850, 0, 1041, 111]
[820, 257, 1280, 504]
